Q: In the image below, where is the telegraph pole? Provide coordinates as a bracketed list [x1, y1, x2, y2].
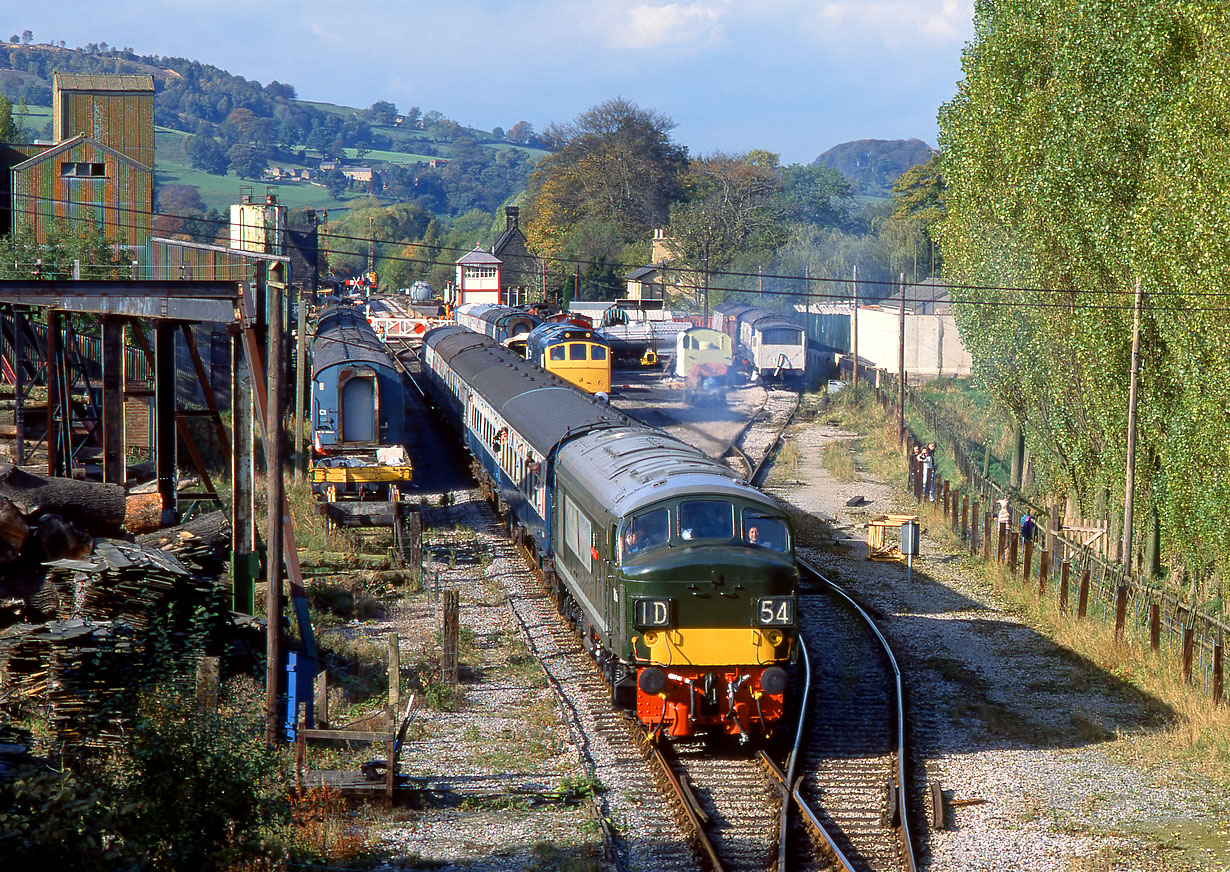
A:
[1122, 277, 1143, 573]
[702, 240, 710, 321]
[897, 272, 906, 444]
[851, 264, 859, 391]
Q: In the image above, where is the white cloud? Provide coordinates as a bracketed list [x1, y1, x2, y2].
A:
[814, 0, 971, 46]
[599, 2, 728, 51]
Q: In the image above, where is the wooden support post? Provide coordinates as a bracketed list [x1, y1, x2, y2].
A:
[951, 491, 960, 536]
[1078, 569, 1090, 619]
[293, 282, 309, 482]
[1059, 562, 1070, 612]
[46, 309, 62, 476]
[1009, 531, 1019, 575]
[12, 306, 26, 466]
[943, 480, 951, 518]
[1182, 625, 1195, 684]
[971, 501, 980, 555]
[101, 317, 126, 485]
[387, 631, 400, 717]
[264, 263, 284, 746]
[386, 734, 396, 807]
[231, 331, 256, 615]
[961, 495, 969, 541]
[997, 521, 1005, 563]
[442, 589, 459, 685]
[1149, 603, 1160, 651]
[1038, 549, 1050, 597]
[1023, 540, 1033, 581]
[314, 670, 329, 728]
[154, 320, 178, 525]
[406, 505, 423, 572]
[1114, 585, 1128, 643]
[984, 514, 992, 561]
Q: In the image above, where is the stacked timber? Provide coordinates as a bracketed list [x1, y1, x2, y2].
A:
[0, 537, 229, 744]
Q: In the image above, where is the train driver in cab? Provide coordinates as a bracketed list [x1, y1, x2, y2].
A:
[744, 514, 788, 551]
[624, 508, 668, 556]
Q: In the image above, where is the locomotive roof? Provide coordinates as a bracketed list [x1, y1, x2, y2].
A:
[557, 427, 778, 518]
[525, 321, 607, 347]
[743, 308, 801, 329]
[425, 325, 631, 454]
[313, 306, 395, 376]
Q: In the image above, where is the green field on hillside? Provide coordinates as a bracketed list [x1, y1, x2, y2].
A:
[155, 128, 357, 214]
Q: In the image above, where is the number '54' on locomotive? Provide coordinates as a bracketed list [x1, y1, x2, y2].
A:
[422, 325, 798, 742]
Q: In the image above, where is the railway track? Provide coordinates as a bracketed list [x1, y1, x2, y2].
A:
[764, 560, 919, 872]
[723, 386, 801, 485]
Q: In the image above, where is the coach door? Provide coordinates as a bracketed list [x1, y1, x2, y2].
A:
[339, 368, 378, 443]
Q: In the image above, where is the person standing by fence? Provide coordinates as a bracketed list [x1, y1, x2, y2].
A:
[922, 443, 936, 501]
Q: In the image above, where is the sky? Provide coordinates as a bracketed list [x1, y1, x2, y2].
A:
[11, 0, 975, 165]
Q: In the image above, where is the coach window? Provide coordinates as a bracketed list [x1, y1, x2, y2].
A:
[679, 500, 734, 541]
[569, 343, 586, 361]
[591, 345, 607, 360]
[550, 345, 566, 361]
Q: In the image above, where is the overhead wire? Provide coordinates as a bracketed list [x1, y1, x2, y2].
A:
[3, 195, 1229, 313]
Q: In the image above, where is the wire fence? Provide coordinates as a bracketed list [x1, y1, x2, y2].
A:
[840, 357, 1227, 704]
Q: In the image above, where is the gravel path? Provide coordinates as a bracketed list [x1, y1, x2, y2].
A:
[769, 413, 1230, 872]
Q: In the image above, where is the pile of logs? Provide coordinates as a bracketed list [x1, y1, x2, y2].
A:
[0, 463, 236, 745]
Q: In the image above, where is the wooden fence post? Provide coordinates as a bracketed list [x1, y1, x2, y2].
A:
[997, 521, 1005, 563]
[1059, 562, 1070, 612]
[1214, 639, 1223, 705]
[961, 495, 969, 541]
[971, 501, 980, 555]
[1078, 569, 1090, 618]
[1149, 603, 1160, 651]
[1023, 540, 1033, 582]
[984, 512, 992, 561]
[1182, 624, 1195, 684]
[387, 632, 400, 716]
[442, 588, 460, 684]
[406, 504, 423, 573]
[952, 491, 960, 536]
[943, 480, 951, 517]
[1009, 531, 1019, 575]
[1114, 586, 1128, 643]
[1038, 549, 1049, 597]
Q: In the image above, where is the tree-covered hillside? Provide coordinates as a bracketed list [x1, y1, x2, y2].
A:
[814, 138, 934, 197]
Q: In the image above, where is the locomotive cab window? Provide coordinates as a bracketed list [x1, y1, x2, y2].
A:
[591, 344, 607, 360]
[679, 500, 734, 542]
[743, 510, 789, 552]
[569, 343, 586, 361]
[550, 345, 566, 361]
[623, 507, 670, 557]
[762, 327, 802, 345]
